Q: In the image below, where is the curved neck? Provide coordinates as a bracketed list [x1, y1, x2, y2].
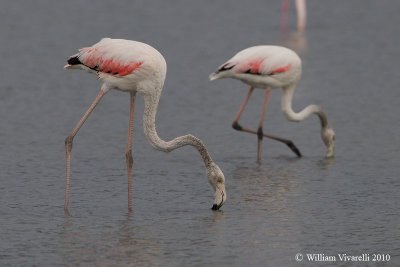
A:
[281, 85, 328, 128]
[142, 93, 213, 167]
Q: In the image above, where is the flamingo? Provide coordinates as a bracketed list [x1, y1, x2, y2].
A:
[281, 0, 307, 33]
[209, 45, 335, 160]
[64, 38, 226, 212]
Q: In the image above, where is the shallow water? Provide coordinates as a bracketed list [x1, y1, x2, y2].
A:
[1, 0, 400, 266]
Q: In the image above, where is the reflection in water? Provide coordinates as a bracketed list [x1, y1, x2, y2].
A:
[206, 209, 225, 225]
[279, 0, 308, 55]
[317, 157, 336, 170]
[280, 31, 308, 55]
[232, 163, 296, 213]
[280, 0, 307, 34]
[228, 163, 303, 258]
[60, 213, 162, 266]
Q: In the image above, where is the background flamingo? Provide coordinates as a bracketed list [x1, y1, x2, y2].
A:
[64, 38, 226, 212]
[281, 0, 307, 32]
[210, 45, 335, 160]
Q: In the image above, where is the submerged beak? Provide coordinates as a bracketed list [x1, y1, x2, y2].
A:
[211, 183, 226, 210]
[322, 127, 335, 158]
[326, 142, 335, 158]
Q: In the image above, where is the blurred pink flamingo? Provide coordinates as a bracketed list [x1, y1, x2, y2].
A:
[281, 0, 307, 32]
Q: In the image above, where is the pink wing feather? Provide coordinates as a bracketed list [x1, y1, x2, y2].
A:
[231, 57, 291, 76]
[220, 46, 294, 76]
[78, 44, 143, 76]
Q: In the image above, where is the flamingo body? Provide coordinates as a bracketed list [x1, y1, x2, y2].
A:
[210, 45, 335, 158]
[64, 38, 226, 212]
[65, 38, 166, 93]
[210, 46, 301, 89]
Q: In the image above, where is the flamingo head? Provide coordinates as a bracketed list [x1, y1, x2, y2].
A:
[322, 126, 335, 158]
[207, 163, 227, 210]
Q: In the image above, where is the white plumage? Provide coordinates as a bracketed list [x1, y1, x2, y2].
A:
[210, 45, 335, 159]
[64, 38, 226, 213]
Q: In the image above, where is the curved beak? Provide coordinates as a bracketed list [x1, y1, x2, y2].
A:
[211, 183, 226, 210]
[326, 141, 335, 158]
[322, 127, 335, 158]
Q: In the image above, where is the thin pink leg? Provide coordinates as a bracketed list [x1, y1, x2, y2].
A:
[232, 87, 302, 157]
[281, 0, 290, 33]
[64, 89, 107, 212]
[126, 92, 136, 212]
[257, 88, 271, 162]
[295, 0, 307, 32]
[232, 86, 254, 126]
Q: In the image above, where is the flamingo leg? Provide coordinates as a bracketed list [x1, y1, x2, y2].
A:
[281, 0, 290, 32]
[232, 86, 255, 124]
[256, 88, 271, 161]
[295, 0, 307, 32]
[232, 87, 302, 158]
[126, 92, 136, 212]
[64, 89, 107, 212]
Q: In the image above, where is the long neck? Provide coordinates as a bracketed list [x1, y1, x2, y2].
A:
[281, 84, 328, 128]
[142, 92, 213, 167]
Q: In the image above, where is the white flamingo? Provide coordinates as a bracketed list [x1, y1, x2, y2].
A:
[210, 45, 335, 160]
[281, 0, 307, 32]
[64, 38, 226, 212]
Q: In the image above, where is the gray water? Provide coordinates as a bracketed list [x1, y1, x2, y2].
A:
[1, 1, 400, 266]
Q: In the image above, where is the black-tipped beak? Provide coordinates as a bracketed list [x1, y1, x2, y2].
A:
[211, 183, 226, 211]
[211, 200, 224, 210]
[211, 204, 220, 210]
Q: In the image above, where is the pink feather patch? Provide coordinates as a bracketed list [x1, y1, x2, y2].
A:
[79, 46, 143, 76]
[99, 60, 143, 76]
[271, 64, 291, 74]
[248, 59, 263, 74]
